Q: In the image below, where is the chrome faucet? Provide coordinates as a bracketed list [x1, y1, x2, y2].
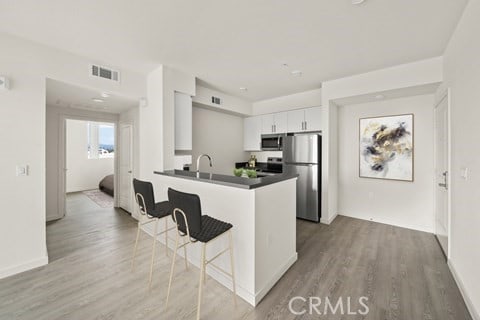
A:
[196, 154, 213, 178]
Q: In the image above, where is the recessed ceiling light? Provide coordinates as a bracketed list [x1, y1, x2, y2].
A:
[352, 0, 366, 5]
[375, 94, 385, 100]
[291, 70, 303, 77]
[92, 98, 104, 103]
[239, 87, 248, 91]
[100, 92, 110, 98]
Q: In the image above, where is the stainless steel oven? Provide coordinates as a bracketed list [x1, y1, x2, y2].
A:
[261, 134, 285, 151]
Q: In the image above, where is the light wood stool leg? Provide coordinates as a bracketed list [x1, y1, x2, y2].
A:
[148, 219, 159, 291]
[229, 230, 238, 306]
[165, 231, 179, 310]
[182, 236, 189, 270]
[131, 222, 141, 271]
[196, 243, 206, 320]
[165, 218, 169, 257]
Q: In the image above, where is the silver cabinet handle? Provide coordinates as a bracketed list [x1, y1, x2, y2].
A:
[301, 121, 304, 130]
[305, 121, 307, 130]
[128, 170, 132, 173]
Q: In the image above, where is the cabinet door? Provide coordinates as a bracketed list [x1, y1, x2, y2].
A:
[244, 116, 262, 151]
[305, 107, 322, 131]
[174, 92, 192, 150]
[274, 112, 288, 133]
[261, 114, 275, 134]
[287, 109, 305, 132]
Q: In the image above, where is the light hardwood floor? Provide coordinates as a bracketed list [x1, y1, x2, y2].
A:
[0, 193, 472, 320]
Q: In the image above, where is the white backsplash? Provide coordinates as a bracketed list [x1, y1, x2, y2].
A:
[250, 151, 283, 162]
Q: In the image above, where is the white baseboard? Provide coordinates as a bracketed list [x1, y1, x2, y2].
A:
[254, 252, 298, 305]
[320, 212, 338, 225]
[448, 259, 479, 320]
[337, 213, 433, 233]
[0, 255, 49, 280]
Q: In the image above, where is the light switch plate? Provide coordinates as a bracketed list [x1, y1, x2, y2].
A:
[460, 167, 468, 180]
[16, 165, 29, 176]
[0, 76, 9, 90]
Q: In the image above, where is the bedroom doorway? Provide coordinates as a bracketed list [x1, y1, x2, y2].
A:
[65, 119, 116, 211]
[45, 78, 139, 262]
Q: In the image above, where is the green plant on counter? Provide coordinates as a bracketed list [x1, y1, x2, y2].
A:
[233, 168, 257, 178]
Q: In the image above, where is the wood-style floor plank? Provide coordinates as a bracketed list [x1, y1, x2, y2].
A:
[0, 193, 472, 320]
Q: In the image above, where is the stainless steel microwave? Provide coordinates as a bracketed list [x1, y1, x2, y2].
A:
[261, 134, 285, 151]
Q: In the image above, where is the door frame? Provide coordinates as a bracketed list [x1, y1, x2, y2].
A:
[433, 87, 452, 259]
[57, 114, 119, 219]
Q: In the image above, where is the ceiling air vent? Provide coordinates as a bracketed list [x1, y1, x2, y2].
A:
[211, 96, 221, 105]
[90, 64, 120, 82]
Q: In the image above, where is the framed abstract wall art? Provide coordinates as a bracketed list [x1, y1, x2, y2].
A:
[359, 114, 414, 181]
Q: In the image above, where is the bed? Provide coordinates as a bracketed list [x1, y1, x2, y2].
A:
[99, 174, 114, 196]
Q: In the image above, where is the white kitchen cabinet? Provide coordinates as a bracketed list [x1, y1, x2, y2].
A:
[304, 106, 322, 131]
[287, 109, 305, 132]
[286, 106, 322, 133]
[261, 112, 288, 134]
[174, 92, 193, 150]
[244, 116, 262, 151]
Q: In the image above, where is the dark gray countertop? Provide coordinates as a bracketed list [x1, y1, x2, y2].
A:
[153, 170, 298, 189]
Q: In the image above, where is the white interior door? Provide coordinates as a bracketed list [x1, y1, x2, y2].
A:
[119, 124, 133, 214]
[434, 91, 450, 257]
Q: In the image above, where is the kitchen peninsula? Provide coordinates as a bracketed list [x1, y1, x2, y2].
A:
[153, 170, 298, 306]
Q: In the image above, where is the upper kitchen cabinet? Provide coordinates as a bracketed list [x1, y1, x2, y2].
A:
[261, 112, 288, 134]
[287, 106, 322, 132]
[286, 109, 305, 132]
[304, 107, 322, 131]
[244, 116, 262, 151]
[174, 92, 193, 150]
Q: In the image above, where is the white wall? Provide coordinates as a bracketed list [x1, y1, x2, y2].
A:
[338, 94, 435, 232]
[66, 120, 114, 193]
[194, 85, 252, 116]
[140, 65, 196, 183]
[443, 0, 480, 318]
[252, 88, 322, 115]
[191, 106, 249, 175]
[0, 32, 145, 279]
[322, 56, 443, 225]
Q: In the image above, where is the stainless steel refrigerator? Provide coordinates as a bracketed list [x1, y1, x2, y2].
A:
[284, 133, 321, 222]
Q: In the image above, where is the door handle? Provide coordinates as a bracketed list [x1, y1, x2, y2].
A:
[439, 171, 448, 189]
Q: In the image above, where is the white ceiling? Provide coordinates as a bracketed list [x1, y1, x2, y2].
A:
[0, 0, 467, 101]
[46, 79, 138, 114]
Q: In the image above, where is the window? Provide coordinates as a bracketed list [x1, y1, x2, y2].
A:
[87, 122, 115, 159]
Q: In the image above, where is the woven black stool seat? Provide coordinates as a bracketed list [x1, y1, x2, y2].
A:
[150, 201, 172, 218]
[189, 215, 232, 243]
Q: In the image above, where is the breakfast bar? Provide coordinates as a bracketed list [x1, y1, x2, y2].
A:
[152, 170, 298, 306]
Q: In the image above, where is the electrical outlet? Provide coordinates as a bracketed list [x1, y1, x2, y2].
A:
[16, 165, 29, 176]
[460, 167, 469, 180]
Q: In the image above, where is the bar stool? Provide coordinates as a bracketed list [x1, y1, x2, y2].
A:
[131, 179, 187, 291]
[165, 188, 237, 320]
